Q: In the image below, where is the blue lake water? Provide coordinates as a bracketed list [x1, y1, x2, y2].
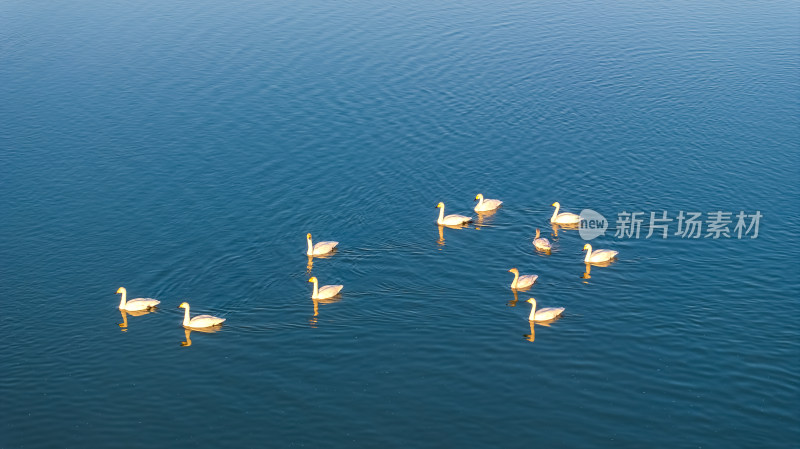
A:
[1, 0, 798, 447]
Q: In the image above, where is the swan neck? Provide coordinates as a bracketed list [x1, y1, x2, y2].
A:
[551, 204, 560, 221]
[437, 206, 445, 224]
[535, 229, 540, 239]
[118, 290, 126, 309]
[312, 279, 319, 298]
[306, 237, 314, 255]
[529, 301, 537, 321]
[584, 245, 592, 262]
[511, 271, 519, 288]
[477, 197, 484, 208]
[182, 306, 191, 326]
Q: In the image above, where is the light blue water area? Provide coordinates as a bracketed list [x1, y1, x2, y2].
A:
[1, 0, 798, 447]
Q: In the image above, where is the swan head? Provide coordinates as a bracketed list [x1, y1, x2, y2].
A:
[551, 202, 560, 208]
[178, 302, 189, 309]
[306, 233, 312, 240]
[116, 287, 126, 294]
[583, 243, 591, 251]
[508, 268, 519, 274]
[526, 298, 537, 306]
[308, 277, 318, 283]
[474, 194, 483, 201]
[436, 202, 444, 208]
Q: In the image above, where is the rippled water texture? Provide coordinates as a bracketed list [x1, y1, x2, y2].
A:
[1, 0, 798, 447]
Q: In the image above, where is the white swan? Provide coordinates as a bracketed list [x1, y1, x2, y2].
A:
[532, 229, 552, 251]
[116, 287, 160, 312]
[550, 202, 581, 224]
[178, 302, 226, 328]
[308, 276, 343, 300]
[306, 233, 339, 256]
[474, 193, 502, 212]
[436, 202, 472, 226]
[526, 298, 564, 322]
[509, 268, 538, 289]
[583, 243, 618, 263]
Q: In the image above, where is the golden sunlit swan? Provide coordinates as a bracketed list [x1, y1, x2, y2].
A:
[116, 287, 160, 311]
[526, 298, 564, 322]
[306, 233, 339, 256]
[308, 276, 343, 300]
[583, 243, 618, 263]
[550, 202, 581, 224]
[474, 194, 502, 212]
[508, 268, 538, 289]
[532, 229, 552, 251]
[436, 202, 472, 226]
[178, 302, 226, 328]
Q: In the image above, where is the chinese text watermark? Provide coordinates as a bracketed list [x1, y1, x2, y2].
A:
[578, 209, 761, 241]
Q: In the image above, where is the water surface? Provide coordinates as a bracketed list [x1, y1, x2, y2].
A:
[1, 0, 798, 447]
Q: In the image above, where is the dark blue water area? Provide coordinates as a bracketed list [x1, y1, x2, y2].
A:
[1, 0, 798, 447]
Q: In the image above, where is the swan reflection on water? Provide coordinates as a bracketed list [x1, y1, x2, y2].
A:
[181, 326, 222, 347]
[309, 295, 343, 328]
[306, 251, 336, 273]
[550, 221, 579, 239]
[523, 315, 563, 342]
[582, 263, 592, 282]
[436, 223, 470, 247]
[474, 208, 499, 230]
[581, 259, 617, 283]
[118, 309, 155, 332]
[507, 289, 519, 307]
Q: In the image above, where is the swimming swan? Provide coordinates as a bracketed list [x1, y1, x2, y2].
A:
[532, 229, 552, 251]
[306, 233, 339, 256]
[550, 202, 581, 224]
[436, 202, 472, 226]
[308, 276, 343, 300]
[526, 298, 564, 322]
[178, 302, 226, 328]
[116, 287, 160, 312]
[474, 194, 502, 212]
[583, 243, 618, 263]
[509, 268, 538, 289]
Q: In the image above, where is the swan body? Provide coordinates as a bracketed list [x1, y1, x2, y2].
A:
[116, 287, 160, 311]
[532, 229, 552, 251]
[550, 202, 581, 224]
[178, 302, 225, 328]
[527, 298, 564, 322]
[306, 233, 339, 256]
[508, 268, 538, 289]
[309, 276, 343, 300]
[436, 202, 472, 226]
[583, 243, 618, 263]
[474, 194, 502, 212]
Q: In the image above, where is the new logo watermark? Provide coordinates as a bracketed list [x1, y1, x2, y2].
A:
[579, 209, 607, 240]
[575, 210, 761, 240]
